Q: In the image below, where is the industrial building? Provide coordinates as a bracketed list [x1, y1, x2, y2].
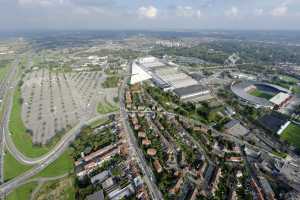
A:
[259, 113, 290, 135]
[130, 56, 211, 102]
[224, 119, 250, 137]
[173, 85, 210, 101]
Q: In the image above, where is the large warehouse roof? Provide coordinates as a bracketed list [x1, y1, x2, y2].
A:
[130, 62, 152, 85]
[154, 67, 198, 89]
[173, 84, 209, 97]
[138, 56, 165, 69]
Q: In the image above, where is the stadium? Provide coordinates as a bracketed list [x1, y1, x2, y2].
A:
[231, 81, 292, 109]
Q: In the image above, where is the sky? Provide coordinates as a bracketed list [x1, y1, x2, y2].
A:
[0, 0, 300, 31]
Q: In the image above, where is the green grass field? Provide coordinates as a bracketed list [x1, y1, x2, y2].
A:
[271, 151, 287, 159]
[102, 76, 120, 88]
[0, 64, 10, 81]
[7, 181, 37, 200]
[90, 118, 110, 129]
[292, 86, 300, 94]
[249, 89, 274, 100]
[3, 150, 32, 182]
[97, 101, 119, 114]
[34, 149, 73, 178]
[281, 123, 300, 149]
[7, 149, 74, 199]
[34, 176, 75, 200]
[279, 75, 299, 83]
[9, 88, 55, 158]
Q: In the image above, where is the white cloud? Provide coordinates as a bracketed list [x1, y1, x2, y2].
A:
[176, 6, 201, 19]
[271, 5, 288, 16]
[196, 10, 202, 18]
[72, 6, 91, 15]
[17, 0, 66, 7]
[254, 8, 264, 16]
[138, 6, 157, 19]
[176, 6, 193, 17]
[225, 6, 239, 17]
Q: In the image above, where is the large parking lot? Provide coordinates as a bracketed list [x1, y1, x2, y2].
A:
[21, 69, 118, 145]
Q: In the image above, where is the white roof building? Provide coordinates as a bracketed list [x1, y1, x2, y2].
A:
[130, 62, 152, 85]
[270, 92, 291, 106]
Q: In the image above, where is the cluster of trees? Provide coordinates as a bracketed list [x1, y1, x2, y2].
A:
[147, 85, 226, 124]
[196, 103, 223, 123]
[271, 76, 295, 89]
[158, 115, 198, 166]
[102, 75, 120, 88]
[70, 125, 117, 160]
[152, 40, 300, 65]
[207, 41, 300, 64]
[235, 170, 253, 200]
[151, 46, 228, 64]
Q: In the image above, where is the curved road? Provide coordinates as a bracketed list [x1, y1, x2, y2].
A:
[0, 114, 112, 197]
[0, 56, 117, 165]
[0, 58, 163, 199]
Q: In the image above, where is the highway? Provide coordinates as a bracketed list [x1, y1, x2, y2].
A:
[0, 57, 21, 184]
[0, 58, 117, 166]
[0, 57, 163, 199]
[0, 54, 118, 196]
[119, 67, 163, 200]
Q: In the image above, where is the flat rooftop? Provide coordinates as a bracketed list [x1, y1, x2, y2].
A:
[154, 67, 198, 89]
[173, 84, 209, 97]
[259, 113, 288, 133]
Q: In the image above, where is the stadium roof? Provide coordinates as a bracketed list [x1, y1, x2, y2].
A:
[231, 81, 273, 107]
[230, 81, 291, 107]
[259, 113, 288, 133]
[270, 92, 290, 105]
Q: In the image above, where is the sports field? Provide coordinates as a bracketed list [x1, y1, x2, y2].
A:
[281, 123, 300, 149]
[249, 89, 274, 100]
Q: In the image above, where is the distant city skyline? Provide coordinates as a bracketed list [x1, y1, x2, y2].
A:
[1, 0, 300, 31]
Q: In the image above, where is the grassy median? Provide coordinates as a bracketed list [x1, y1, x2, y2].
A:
[3, 150, 32, 182]
[34, 149, 73, 178]
[97, 101, 119, 114]
[34, 176, 75, 200]
[0, 59, 11, 81]
[7, 181, 37, 200]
